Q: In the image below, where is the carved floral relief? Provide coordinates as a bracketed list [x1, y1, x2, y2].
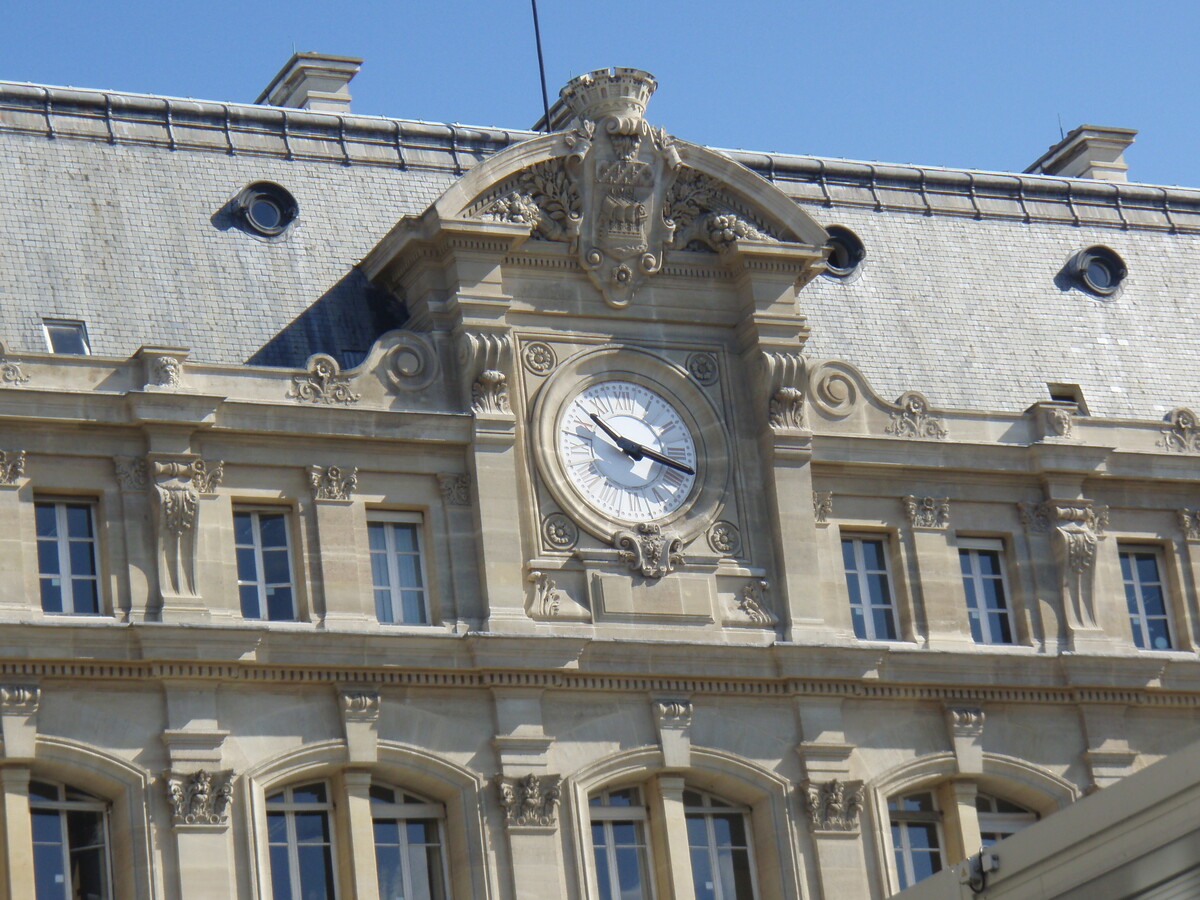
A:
[495, 774, 561, 828]
[288, 354, 360, 405]
[803, 779, 864, 833]
[165, 769, 234, 827]
[0, 450, 25, 486]
[615, 523, 684, 579]
[1159, 408, 1200, 453]
[886, 392, 947, 440]
[309, 465, 358, 501]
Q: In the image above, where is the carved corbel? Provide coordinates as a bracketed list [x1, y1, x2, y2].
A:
[309, 465, 358, 502]
[614, 523, 684, 579]
[495, 773, 562, 828]
[0, 684, 40, 760]
[1049, 502, 1108, 632]
[944, 705, 985, 775]
[164, 769, 234, 828]
[802, 778, 865, 834]
[760, 351, 807, 432]
[458, 331, 513, 416]
[339, 687, 381, 764]
[652, 697, 693, 768]
[152, 457, 203, 602]
[136, 346, 190, 392]
[526, 571, 561, 619]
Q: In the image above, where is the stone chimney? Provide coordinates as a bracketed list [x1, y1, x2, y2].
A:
[1024, 124, 1137, 182]
[255, 52, 362, 113]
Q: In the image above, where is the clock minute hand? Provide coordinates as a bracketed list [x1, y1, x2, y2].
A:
[637, 444, 696, 476]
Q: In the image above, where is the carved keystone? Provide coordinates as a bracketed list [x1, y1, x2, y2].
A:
[339, 688, 381, 764]
[653, 697, 693, 768]
[945, 705, 985, 775]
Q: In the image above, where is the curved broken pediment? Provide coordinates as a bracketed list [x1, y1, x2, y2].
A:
[423, 68, 829, 307]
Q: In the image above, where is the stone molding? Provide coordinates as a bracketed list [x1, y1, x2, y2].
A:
[614, 523, 684, 579]
[165, 769, 234, 828]
[288, 354, 360, 405]
[0, 450, 25, 487]
[904, 495, 950, 530]
[803, 778, 864, 833]
[495, 773, 561, 828]
[309, 465, 358, 502]
[0, 684, 40, 713]
[459, 331, 512, 416]
[886, 391, 947, 440]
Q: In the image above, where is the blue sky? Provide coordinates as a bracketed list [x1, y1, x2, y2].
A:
[3, 0, 1198, 186]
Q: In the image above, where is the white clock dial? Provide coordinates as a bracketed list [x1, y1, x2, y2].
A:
[558, 380, 697, 521]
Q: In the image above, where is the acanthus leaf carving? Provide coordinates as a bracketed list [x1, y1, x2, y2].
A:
[191, 459, 223, 495]
[803, 779, 864, 833]
[904, 495, 950, 530]
[114, 456, 149, 492]
[761, 351, 807, 433]
[886, 391, 947, 440]
[739, 580, 777, 625]
[665, 167, 782, 252]
[495, 773, 561, 828]
[1159, 407, 1200, 453]
[309, 465, 358, 502]
[475, 160, 581, 242]
[813, 491, 833, 525]
[0, 342, 30, 387]
[0, 450, 26, 486]
[288, 354, 360, 405]
[768, 387, 806, 430]
[153, 461, 201, 536]
[527, 570, 562, 619]
[165, 769, 234, 827]
[459, 332, 512, 416]
[614, 523, 684, 579]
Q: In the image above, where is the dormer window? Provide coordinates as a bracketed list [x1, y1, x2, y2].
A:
[42, 319, 90, 355]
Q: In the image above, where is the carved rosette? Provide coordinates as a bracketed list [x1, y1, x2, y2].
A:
[521, 341, 557, 376]
[886, 392, 947, 440]
[707, 521, 741, 556]
[114, 456, 149, 492]
[438, 474, 471, 507]
[527, 571, 561, 619]
[1159, 408, 1200, 453]
[459, 332, 512, 416]
[687, 352, 718, 386]
[1178, 509, 1200, 542]
[813, 491, 833, 525]
[340, 689, 381, 723]
[495, 774, 561, 828]
[614, 523, 684, 579]
[0, 685, 41, 713]
[0, 450, 26, 486]
[803, 779, 865, 833]
[904, 496, 950, 530]
[165, 769, 234, 827]
[541, 513, 578, 550]
[738, 580, 777, 625]
[288, 354, 360, 405]
[309, 465, 358, 502]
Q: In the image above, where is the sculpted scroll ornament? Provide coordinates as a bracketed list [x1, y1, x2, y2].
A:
[1179, 509, 1200, 541]
[739, 580, 777, 625]
[495, 774, 561, 828]
[309, 465, 358, 501]
[1049, 503, 1108, 632]
[165, 769, 234, 827]
[527, 571, 561, 618]
[191, 460, 223, 494]
[615, 523, 684, 579]
[886, 392, 947, 440]
[0, 343, 30, 386]
[0, 450, 25, 486]
[803, 779, 865, 833]
[1159, 408, 1200, 453]
[383, 332, 439, 393]
[288, 354, 360, 405]
[904, 496, 950, 530]
[459, 332, 512, 415]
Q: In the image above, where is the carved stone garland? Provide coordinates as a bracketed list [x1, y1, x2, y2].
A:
[309, 465, 358, 501]
[803, 779, 865, 833]
[495, 774, 561, 828]
[886, 391, 947, 440]
[615, 523, 684, 579]
[165, 769, 234, 827]
[1159, 407, 1200, 453]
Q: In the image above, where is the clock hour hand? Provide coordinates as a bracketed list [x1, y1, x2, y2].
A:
[587, 413, 695, 476]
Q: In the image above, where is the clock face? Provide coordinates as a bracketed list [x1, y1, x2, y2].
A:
[557, 380, 697, 521]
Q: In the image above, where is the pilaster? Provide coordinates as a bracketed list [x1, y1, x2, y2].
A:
[0, 767, 34, 900]
[649, 774, 696, 900]
[340, 770, 382, 900]
[904, 500, 973, 649]
[310, 473, 374, 628]
[0, 472, 36, 617]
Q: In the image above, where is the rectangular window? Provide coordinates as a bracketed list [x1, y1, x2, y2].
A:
[958, 539, 1014, 644]
[234, 510, 296, 621]
[42, 319, 91, 355]
[841, 536, 898, 640]
[1120, 547, 1172, 650]
[368, 514, 429, 625]
[35, 501, 100, 615]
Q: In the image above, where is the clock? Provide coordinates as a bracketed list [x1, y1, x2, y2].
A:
[557, 380, 697, 521]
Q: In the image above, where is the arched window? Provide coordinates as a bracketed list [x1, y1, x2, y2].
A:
[370, 783, 449, 900]
[976, 792, 1038, 847]
[889, 791, 944, 890]
[684, 789, 757, 900]
[29, 779, 112, 900]
[589, 786, 653, 900]
[266, 782, 336, 900]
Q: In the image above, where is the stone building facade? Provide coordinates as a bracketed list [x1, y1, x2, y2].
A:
[0, 58, 1198, 899]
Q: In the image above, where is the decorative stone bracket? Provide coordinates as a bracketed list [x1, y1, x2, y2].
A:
[614, 523, 684, 579]
[459, 331, 513, 416]
[802, 778, 865, 834]
[0, 684, 40, 760]
[653, 698, 693, 768]
[527, 571, 561, 619]
[495, 773, 561, 828]
[165, 769, 234, 828]
[945, 705, 985, 775]
[761, 351, 807, 433]
[0, 450, 25, 487]
[339, 687, 381, 764]
[151, 455, 223, 604]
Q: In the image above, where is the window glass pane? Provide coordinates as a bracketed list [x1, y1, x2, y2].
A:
[1147, 618, 1172, 650]
[291, 784, 327, 804]
[239, 584, 261, 619]
[234, 512, 254, 546]
[29, 781, 60, 802]
[603, 788, 638, 807]
[65, 505, 93, 539]
[265, 587, 294, 621]
[713, 812, 745, 847]
[392, 523, 419, 554]
[296, 845, 335, 899]
[46, 323, 89, 355]
[368, 522, 388, 552]
[686, 813, 707, 846]
[268, 844, 293, 900]
[258, 514, 288, 548]
[235, 547, 258, 581]
[370, 552, 391, 590]
[989, 612, 1013, 645]
[402, 592, 426, 625]
[861, 539, 886, 570]
[396, 554, 423, 590]
[375, 590, 395, 624]
[610, 820, 639, 846]
[266, 811, 289, 842]
[35, 503, 58, 538]
[841, 539, 856, 570]
[906, 822, 939, 851]
[867, 573, 891, 606]
[374, 843, 403, 899]
[72, 579, 100, 615]
[423, 845, 447, 900]
[615, 846, 647, 898]
[406, 818, 438, 845]
[31, 808, 62, 843]
[40, 579, 63, 614]
[1119, 551, 1133, 581]
[1141, 584, 1166, 617]
[68, 843, 109, 900]
[593, 842, 612, 900]
[958, 549, 972, 575]
[872, 606, 896, 641]
[691, 845, 715, 900]
[373, 817, 400, 846]
[262, 549, 291, 586]
[33, 842, 66, 899]
[69, 540, 97, 577]
[370, 784, 396, 804]
[37, 541, 61, 576]
[850, 606, 866, 640]
[1136, 554, 1160, 584]
[720, 847, 754, 900]
[977, 550, 1001, 577]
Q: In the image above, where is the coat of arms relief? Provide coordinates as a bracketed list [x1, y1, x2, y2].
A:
[468, 68, 782, 308]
